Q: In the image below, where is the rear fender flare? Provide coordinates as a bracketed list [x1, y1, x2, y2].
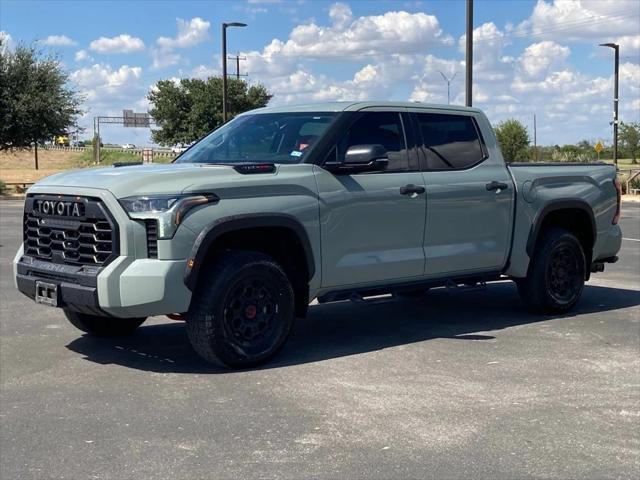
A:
[526, 200, 596, 257]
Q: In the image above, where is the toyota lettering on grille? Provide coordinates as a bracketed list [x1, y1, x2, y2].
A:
[35, 200, 84, 218]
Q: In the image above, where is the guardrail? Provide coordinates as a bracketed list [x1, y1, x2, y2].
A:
[42, 145, 177, 158]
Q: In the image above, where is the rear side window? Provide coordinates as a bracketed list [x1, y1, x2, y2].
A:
[416, 113, 485, 170]
[337, 112, 410, 172]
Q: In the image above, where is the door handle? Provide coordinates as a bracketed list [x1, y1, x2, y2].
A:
[400, 184, 426, 196]
[486, 181, 509, 192]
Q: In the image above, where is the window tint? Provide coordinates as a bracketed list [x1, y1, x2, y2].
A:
[337, 112, 409, 172]
[416, 113, 485, 170]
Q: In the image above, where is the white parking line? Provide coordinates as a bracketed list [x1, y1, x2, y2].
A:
[622, 238, 640, 242]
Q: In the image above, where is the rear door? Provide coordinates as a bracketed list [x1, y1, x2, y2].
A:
[413, 111, 514, 276]
[314, 110, 427, 287]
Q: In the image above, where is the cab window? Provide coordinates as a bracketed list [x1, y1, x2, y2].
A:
[416, 113, 485, 170]
[336, 112, 410, 172]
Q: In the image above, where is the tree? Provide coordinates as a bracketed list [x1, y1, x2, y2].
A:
[494, 119, 531, 162]
[619, 122, 640, 164]
[148, 76, 272, 146]
[0, 41, 83, 169]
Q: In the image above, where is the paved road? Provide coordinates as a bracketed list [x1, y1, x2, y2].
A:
[1, 201, 638, 479]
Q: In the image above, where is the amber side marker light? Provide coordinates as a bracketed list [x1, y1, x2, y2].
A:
[613, 178, 622, 225]
[187, 258, 195, 269]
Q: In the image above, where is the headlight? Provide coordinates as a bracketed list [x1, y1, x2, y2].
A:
[119, 194, 217, 239]
[119, 195, 182, 213]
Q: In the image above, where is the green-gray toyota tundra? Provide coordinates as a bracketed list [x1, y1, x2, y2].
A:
[14, 102, 623, 367]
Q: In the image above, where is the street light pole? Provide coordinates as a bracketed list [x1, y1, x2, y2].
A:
[222, 22, 247, 123]
[599, 43, 619, 166]
[465, 0, 473, 107]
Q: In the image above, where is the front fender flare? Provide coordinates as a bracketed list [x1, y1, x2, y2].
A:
[183, 213, 315, 291]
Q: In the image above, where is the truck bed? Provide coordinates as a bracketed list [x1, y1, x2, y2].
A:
[505, 162, 620, 278]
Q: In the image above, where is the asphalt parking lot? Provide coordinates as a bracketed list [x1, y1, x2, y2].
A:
[1, 199, 638, 480]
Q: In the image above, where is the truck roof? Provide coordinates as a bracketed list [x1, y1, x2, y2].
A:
[248, 101, 484, 115]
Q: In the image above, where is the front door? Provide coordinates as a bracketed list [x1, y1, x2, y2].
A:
[314, 111, 427, 288]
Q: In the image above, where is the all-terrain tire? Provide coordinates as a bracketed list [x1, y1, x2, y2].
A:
[516, 228, 586, 314]
[64, 310, 146, 336]
[186, 251, 295, 368]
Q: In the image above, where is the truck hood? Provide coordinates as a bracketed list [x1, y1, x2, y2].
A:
[34, 163, 244, 198]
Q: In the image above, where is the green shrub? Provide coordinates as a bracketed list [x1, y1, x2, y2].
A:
[0, 179, 6, 194]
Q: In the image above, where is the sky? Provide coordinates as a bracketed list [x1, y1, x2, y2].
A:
[1, 0, 639, 146]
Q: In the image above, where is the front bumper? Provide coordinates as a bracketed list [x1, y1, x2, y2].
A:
[15, 254, 104, 315]
[14, 186, 195, 318]
[15, 246, 192, 318]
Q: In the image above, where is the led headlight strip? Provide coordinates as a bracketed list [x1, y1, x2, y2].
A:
[119, 193, 218, 239]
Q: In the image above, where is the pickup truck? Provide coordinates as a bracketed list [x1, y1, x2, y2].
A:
[14, 102, 622, 368]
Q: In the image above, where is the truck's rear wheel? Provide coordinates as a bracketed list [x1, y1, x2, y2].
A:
[64, 310, 146, 336]
[517, 228, 586, 314]
[186, 251, 295, 368]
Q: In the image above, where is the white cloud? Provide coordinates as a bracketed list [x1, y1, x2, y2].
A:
[328, 2, 352, 29]
[191, 64, 219, 79]
[459, 22, 511, 78]
[0, 31, 12, 52]
[157, 17, 210, 49]
[75, 49, 93, 62]
[150, 17, 210, 70]
[70, 63, 144, 102]
[410, 55, 463, 103]
[614, 35, 640, 60]
[69, 62, 147, 143]
[42, 35, 77, 46]
[258, 3, 452, 60]
[90, 34, 145, 54]
[518, 41, 570, 78]
[150, 48, 181, 69]
[517, 0, 640, 41]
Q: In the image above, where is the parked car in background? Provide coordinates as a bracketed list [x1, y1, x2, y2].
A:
[171, 144, 189, 154]
[121, 143, 136, 150]
[14, 102, 622, 368]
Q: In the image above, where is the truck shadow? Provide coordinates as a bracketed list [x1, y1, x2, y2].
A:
[66, 282, 640, 374]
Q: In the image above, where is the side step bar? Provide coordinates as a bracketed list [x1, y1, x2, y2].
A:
[317, 272, 502, 304]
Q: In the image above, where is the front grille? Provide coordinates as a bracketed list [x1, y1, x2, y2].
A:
[145, 219, 158, 258]
[23, 195, 119, 266]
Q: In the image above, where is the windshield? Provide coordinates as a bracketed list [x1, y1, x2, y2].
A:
[175, 112, 338, 164]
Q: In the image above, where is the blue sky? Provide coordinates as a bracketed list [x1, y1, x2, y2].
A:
[2, 0, 639, 146]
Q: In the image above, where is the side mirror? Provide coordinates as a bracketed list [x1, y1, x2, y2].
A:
[325, 144, 389, 174]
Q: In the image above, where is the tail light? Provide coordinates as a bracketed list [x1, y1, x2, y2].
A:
[613, 178, 622, 224]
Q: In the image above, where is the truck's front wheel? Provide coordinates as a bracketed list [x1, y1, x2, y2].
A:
[64, 310, 146, 336]
[186, 251, 295, 368]
[517, 228, 586, 314]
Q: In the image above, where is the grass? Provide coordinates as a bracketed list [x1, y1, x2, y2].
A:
[0, 147, 173, 193]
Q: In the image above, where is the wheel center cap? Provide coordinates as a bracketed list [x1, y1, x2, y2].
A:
[244, 305, 258, 320]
